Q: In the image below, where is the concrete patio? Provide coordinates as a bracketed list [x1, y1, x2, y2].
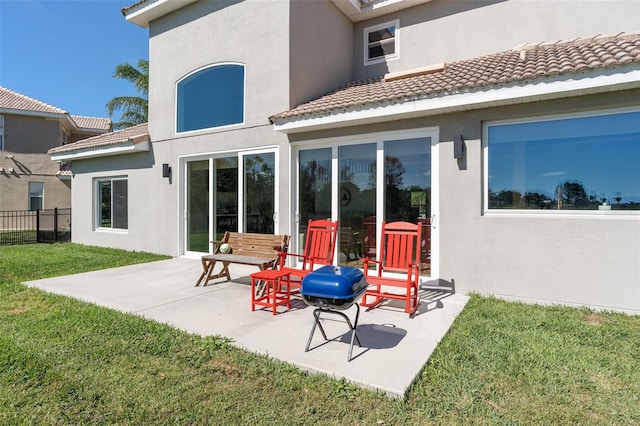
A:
[25, 258, 469, 398]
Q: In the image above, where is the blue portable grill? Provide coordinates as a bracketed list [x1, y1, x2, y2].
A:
[300, 265, 368, 361]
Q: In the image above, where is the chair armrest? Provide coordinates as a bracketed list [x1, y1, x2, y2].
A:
[361, 257, 381, 275]
[278, 251, 306, 268]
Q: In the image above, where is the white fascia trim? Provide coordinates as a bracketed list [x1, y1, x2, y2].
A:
[273, 69, 640, 134]
[50, 139, 149, 162]
[125, 0, 198, 28]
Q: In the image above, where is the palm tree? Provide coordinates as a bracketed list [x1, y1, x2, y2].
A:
[106, 59, 148, 129]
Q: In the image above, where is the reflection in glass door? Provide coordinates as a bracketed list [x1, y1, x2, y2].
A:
[384, 138, 431, 276]
[187, 160, 209, 252]
[213, 157, 238, 241]
[243, 153, 275, 233]
[298, 148, 332, 254]
[338, 144, 377, 268]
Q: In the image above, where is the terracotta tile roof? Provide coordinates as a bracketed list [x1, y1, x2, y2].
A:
[1, 86, 111, 132]
[48, 123, 149, 155]
[121, 0, 145, 15]
[71, 115, 112, 131]
[56, 162, 73, 178]
[0, 86, 67, 115]
[270, 32, 640, 123]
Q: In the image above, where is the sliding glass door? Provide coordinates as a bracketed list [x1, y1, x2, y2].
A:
[296, 132, 434, 277]
[185, 151, 275, 256]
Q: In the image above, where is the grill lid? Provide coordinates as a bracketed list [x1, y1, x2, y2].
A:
[301, 265, 368, 300]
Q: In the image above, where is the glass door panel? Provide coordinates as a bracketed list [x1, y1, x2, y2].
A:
[213, 157, 238, 241]
[244, 153, 275, 233]
[298, 148, 332, 253]
[187, 160, 209, 252]
[384, 138, 431, 276]
[338, 143, 376, 267]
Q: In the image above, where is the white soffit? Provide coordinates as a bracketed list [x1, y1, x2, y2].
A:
[332, 0, 435, 22]
[124, 0, 198, 28]
[50, 139, 150, 162]
[273, 70, 640, 134]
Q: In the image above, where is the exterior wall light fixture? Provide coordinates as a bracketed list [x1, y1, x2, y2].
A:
[453, 134, 465, 159]
[162, 163, 172, 178]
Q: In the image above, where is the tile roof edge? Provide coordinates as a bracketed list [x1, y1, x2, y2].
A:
[269, 31, 640, 123]
[47, 123, 149, 155]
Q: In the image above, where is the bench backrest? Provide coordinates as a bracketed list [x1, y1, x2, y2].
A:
[221, 232, 289, 258]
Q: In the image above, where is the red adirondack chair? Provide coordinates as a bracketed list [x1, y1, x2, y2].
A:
[278, 219, 338, 293]
[360, 221, 422, 315]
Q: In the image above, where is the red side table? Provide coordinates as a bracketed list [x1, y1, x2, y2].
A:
[250, 269, 292, 315]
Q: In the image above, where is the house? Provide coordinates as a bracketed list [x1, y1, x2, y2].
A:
[49, 0, 640, 314]
[0, 87, 111, 211]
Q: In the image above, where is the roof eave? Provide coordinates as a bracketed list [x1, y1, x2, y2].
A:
[49, 138, 150, 162]
[331, 0, 435, 22]
[273, 69, 640, 134]
[123, 0, 199, 28]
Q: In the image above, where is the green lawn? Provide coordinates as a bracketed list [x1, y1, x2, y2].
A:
[1, 244, 639, 425]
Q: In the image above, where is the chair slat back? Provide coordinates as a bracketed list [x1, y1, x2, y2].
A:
[380, 221, 421, 273]
[303, 219, 338, 268]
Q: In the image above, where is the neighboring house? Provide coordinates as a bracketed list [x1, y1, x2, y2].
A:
[0, 87, 111, 211]
[49, 0, 640, 314]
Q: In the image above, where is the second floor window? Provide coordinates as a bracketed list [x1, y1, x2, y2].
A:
[365, 20, 399, 65]
[177, 63, 245, 133]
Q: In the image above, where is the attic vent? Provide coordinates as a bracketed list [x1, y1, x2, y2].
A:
[384, 63, 445, 82]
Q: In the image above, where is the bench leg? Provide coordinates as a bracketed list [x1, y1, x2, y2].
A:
[195, 259, 216, 287]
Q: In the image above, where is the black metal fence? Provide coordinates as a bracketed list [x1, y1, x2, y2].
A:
[0, 208, 71, 245]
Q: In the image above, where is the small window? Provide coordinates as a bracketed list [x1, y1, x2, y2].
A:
[364, 20, 399, 65]
[177, 63, 245, 133]
[97, 177, 128, 229]
[29, 182, 44, 211]
[484, 109, 640, 212]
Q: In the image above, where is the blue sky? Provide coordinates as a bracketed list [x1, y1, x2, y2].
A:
[0, 0, 148, 119]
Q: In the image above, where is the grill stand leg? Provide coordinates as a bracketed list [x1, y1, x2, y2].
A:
[304, 304, 361, 362]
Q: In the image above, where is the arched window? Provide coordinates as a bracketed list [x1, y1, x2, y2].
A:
[177, 63, 245, 132]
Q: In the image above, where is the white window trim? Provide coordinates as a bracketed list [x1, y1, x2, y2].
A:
[364, 19, 399, 66]
[174, 62, 246, 135]
[95, 176, 129, 232]
[482, 106, 640, 217]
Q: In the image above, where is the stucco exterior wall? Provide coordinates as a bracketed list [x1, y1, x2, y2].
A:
[69, 150, 171, 254]
[289, 0, 354, 108]
[354, 0, 640, 80]
[0, 152, 70, 211]
[69, 0, 297, 256]
[148, 0, 291, 141]
[2, 113, 61, 153]
[286, 89, 640, 314]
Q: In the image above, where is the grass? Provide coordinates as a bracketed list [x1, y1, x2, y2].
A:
[1, 244, 639, 425]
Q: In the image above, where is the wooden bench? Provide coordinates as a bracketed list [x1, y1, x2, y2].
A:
[195, 232, 290, 287]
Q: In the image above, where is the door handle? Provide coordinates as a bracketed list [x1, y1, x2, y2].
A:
[431, 214, 436, 228]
